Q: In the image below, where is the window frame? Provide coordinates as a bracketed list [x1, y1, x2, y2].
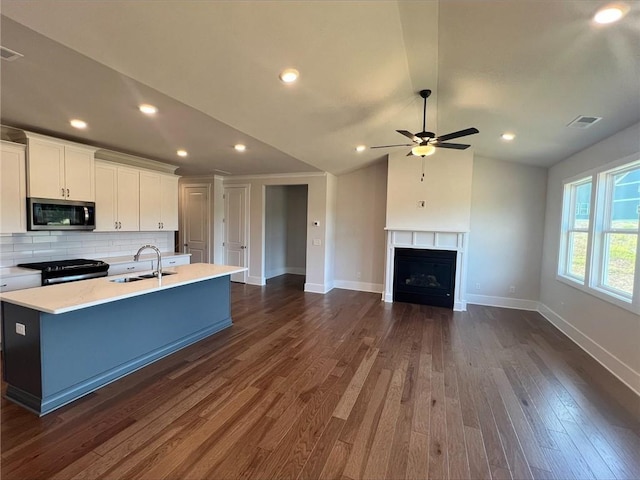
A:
[557, 154, 640, 314]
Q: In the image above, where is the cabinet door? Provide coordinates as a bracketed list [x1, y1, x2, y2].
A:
[64, 145, 95, 201]
[139, 171, 162, 231]
[27, 138, 65, 199]
[0, 142, 26, 233]
[94, 162, 118, 231]
[160, 175, 179, 230]
[117, 167, 140, 231]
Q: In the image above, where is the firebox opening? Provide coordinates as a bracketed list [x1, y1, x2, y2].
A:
[393, 248, 456, 308]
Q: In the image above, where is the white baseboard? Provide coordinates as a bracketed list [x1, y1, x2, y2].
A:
[454, 300, 467, 312]
[304, 282, 333, 294]
[538, 303, 640, 397]
[247, 276, 265, 286]
[333, 280, 383, 294]
[265, 267, 306, 279]
[466, 294, 540, 311]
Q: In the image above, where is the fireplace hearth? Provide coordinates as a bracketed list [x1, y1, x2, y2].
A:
[393, 248, 456, 308]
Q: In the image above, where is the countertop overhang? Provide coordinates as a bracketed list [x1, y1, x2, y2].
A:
[0, 263, 246, 314]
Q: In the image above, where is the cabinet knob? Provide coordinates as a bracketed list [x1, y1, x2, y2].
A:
[67, 188, 70, 197]
[115, 221, 118, 230]
[61, 188, 65, 197]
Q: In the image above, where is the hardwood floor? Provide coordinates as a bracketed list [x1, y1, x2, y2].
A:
[2, 274, 639, 480]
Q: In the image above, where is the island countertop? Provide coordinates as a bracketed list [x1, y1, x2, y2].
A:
[0, 263, 246, 314]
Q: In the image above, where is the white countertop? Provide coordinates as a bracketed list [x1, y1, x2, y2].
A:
[0, 263, 246, 314]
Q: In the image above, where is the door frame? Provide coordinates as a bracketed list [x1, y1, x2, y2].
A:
[224, 184, 250, 283]
[179, 182, 212, 262]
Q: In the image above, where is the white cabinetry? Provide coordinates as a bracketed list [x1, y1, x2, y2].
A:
[25, 133, 95, 201]
[95, 161, 140, 231]
[139, 171, 179, 231]
[107, 260, 153, 276]
[0, 141, 27, 233]
[161, 255, 190, 268]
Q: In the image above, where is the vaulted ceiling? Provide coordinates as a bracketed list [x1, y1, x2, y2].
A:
[1, 1, 639, 176]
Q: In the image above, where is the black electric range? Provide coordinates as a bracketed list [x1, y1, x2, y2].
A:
[17, 259, 110, 286]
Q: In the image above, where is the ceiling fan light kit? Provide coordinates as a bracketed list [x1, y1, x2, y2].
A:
[370, 88, 479, 158]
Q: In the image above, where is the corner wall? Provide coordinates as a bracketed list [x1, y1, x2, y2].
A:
[466, 156, 547, 309]
[540, 122, 640, 394]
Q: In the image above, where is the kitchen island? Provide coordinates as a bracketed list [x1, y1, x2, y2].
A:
[0, 263, 246, 415]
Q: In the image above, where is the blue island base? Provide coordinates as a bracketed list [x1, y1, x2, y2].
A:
[1, 276, 232, 416]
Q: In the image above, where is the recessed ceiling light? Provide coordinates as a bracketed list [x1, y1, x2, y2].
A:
[234, 144, 246, 152]
[355, 145, 366, 152]
[177, 149, 188, 157]
[139, 104, 158, 115]
[501, 133, 516, 141]
[70, 119, 87, 129]
[593, 4, 629, 24]
[279, 68, 299, 84]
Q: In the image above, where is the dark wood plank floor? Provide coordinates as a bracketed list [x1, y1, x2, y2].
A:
[2, 274, 639, 480]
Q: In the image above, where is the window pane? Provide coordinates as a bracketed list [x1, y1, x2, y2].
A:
[573, 182, 591, 229]
[602, 233, 637, 296]
[611, 167, 640, 230]
[568, 231, 588, 280]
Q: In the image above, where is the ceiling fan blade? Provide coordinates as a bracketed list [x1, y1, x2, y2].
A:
[433, 142, 471, 150]
[435, 127, 479, 143]
[370, 143, 413, 149]
[397, 130, 419, 142]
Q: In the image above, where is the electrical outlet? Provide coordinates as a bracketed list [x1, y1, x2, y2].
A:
[475, 283, 480, 290]
[509, 285, 516, 294]
[312, 238, 321, 246]
[15, 323, 26, 336]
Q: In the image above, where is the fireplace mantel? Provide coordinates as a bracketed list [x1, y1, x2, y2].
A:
[383, 229, 468, 311]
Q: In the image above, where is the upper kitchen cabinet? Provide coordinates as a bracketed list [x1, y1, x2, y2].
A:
[95, 161, 140, 232]
[139, 171, 179, 231]
[0, 141, 27, 233]
[25, 133, 96, 202]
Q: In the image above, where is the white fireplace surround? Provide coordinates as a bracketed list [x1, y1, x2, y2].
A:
[383, 230, 468, 311]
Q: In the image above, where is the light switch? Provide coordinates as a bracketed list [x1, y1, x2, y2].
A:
[313, 238, 321, 246]
[16, 323, 26, 336]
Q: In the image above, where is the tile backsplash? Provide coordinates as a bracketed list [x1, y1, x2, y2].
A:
[0, 231, 175, 267]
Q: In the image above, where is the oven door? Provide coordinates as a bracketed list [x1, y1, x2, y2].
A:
[28, 198, 96, 231]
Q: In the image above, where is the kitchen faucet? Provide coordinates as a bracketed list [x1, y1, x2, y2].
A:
[133, 244, 162, 279]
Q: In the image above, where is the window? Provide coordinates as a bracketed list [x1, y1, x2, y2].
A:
[559, 158, 640, 311]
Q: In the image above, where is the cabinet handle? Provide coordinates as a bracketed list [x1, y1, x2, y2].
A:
[126, 267, 135, 270]
[118, 221, 122, 229]
[115, 221, 118, 230]
[1, 284, 7, 288]
[61, 187, 65, 197]
[161, 222, 164, 229]
[67, 188, 70, 197]
[169, 261, 176, 265]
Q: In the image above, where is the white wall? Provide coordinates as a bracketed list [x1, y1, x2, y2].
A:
[334, 161, 387, 292]
[386, 149, 473, 232]
[466, 156, 547, 308]
[0, 230, 174, 267]
[223, 173, 332, 292]
[540, 122, 640, 394]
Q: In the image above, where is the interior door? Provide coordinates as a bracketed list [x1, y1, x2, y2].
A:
[224, 185, 249, 283]
[182, 185, 210, 263]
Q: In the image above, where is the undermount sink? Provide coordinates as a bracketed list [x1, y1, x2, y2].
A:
[110, 272, 176, 283]
[110, 277, 144, 283]
[137, 272, 176, 279]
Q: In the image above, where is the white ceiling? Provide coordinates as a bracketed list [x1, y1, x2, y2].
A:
[1, 1, 639, 176]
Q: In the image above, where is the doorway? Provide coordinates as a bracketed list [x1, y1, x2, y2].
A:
[181, 184, 211, 263]
[224, 185, 249, 283]
[265, 185, 308, 285]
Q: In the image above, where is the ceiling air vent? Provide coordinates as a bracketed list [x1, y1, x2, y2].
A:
[0, 46, 24, 62]
[567, 115, 602, 129]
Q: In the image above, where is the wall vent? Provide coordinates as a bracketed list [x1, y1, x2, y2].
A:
[0, 46, 24, 62]
[567, 115, 602, 129]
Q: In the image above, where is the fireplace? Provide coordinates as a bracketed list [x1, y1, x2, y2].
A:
[383, 230, 467, 311]
[393, 248, 456, 308]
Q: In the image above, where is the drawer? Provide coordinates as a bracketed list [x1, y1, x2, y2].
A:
[108, 261, 153, 276]
[0, 274, 41, 292]
[161, 255, 190, 268]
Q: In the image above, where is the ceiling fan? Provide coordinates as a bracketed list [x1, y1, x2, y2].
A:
[371, 89, 479, 157]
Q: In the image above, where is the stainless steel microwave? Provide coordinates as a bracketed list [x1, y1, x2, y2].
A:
[27, 198, 96, 231]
